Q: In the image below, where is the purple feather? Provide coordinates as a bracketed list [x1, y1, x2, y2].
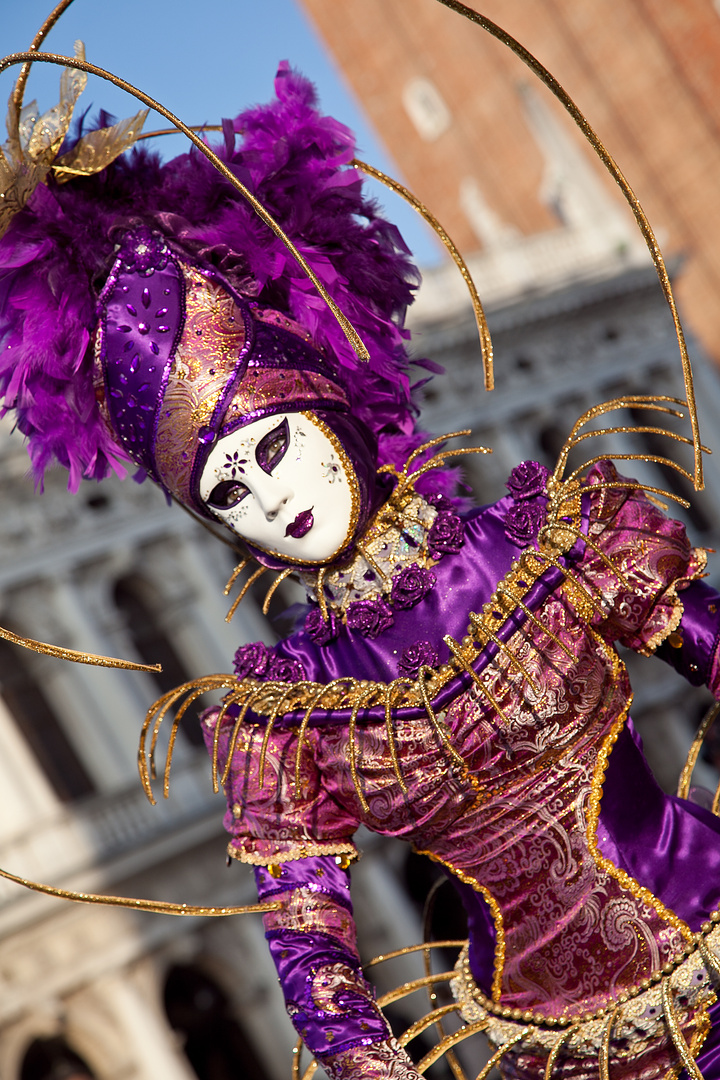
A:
[0, 64, 461, 501]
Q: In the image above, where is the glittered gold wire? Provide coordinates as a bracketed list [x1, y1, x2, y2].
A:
[12, 0, 75, 111]
[495, 582, 576, 661]
[225, 565, 268, 623]
[526, 549, 606, 619]
[0, 50, 370, 363]
[661, 978, 705, 1080]
[138, 674, 237, 802]
[385, 680, 413, 793]
[224, 559, 249, 594]
[443, 635, 512, 725]
[294, 679, 352, 791]
[351, 159, 493, 392]
[538, 519, 632, 591]
[395, 446, 491, 498]
[417, 666, 465, 768]
[348, 688, 380, 814]
[0, 863, 279, 917]
[398, 1003, 464, 1048]
[422, 1024, 529, 1077]
[553, 396, 690, 479]
[598, 1006, 622, 1080]
[262, 567, 294, 615]
[544, 1026, 578, 1080]
[466, 616, 540, 693]
[432, 0, 702, 491]
[677, 702, 720, 801]
[217, 696, 256, 791]
[0, 623, 161, 673]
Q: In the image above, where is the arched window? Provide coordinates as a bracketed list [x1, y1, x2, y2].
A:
[113, 576, 204, 746]
[20, 1036, 94, 1080]
[164, 964, 266, 1080]
[0, 639, 95, 803]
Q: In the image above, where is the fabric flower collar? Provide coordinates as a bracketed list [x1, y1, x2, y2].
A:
[299, 490, 465, 643]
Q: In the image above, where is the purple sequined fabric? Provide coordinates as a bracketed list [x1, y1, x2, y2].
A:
[97, 229, 184, 480]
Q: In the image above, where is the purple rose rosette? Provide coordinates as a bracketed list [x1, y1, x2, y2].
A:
[267, 655, 306, 683]
[428, 511, 465, 558]
[390, 564, 436, 609]
[505, 460, 550, 501]
[398, 640, 439, 678]
[233, 641, 270, 680]
[503, 500, 545, 546]
[305, 607, 341, 645]
[346, 597, 394, 639]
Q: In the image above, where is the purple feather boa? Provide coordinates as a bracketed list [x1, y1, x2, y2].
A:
[0, 64, 459, 502]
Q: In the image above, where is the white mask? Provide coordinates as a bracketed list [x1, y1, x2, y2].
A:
[198, 412, 358, 563]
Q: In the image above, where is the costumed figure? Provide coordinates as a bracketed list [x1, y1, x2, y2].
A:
[3, 4, 720, 1080]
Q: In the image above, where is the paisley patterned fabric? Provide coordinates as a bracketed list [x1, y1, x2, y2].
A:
[203, 463, 720, 1079]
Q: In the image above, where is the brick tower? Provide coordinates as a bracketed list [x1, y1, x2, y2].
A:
[300, 0, 720, 359]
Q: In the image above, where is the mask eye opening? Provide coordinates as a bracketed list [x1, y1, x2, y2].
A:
[206, 479, 249, 510]
[256, 417, 290, 475]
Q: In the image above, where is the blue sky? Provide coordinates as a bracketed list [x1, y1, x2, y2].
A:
[0, 0, 440, 264]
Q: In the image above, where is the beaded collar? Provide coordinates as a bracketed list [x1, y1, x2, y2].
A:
[297, 490, 465, 644]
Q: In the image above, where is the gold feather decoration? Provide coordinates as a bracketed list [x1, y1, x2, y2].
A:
[0, 40, 148, 238]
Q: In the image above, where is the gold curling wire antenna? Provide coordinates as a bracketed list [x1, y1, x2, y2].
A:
[352, 159, 494, 392]
[552, 396, 693, 483]
[544, 1027, 578, 1080]
[138, 674, 237, 802]
[661, 977, 705, 1080]
[432, 0, 702, 490]
[12, 0, 77, 113]
[225, 565, 267, 622]
[678, 702, 720, 800]
[224, 558, 249, 594]
[0, 50, 370, 363]
[0, 862, 280, 917]
[0, 622, 161, 673]
[403, 429, 472, 473]
[262, 567, 293, 615]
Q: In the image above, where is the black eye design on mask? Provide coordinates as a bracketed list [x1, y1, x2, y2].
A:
[255, 418, 289, 475]
[206, 479, 249, 510]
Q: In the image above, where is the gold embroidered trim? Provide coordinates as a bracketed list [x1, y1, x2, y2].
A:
[641, 547, 707, 657]
[227, 840, 358, 867]
[451, 927, 718, 1033]
[586, 631, 694, 941]
[414, 847, 505, 1003]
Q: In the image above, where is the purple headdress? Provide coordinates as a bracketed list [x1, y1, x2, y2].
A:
[0, 63, 459, 508]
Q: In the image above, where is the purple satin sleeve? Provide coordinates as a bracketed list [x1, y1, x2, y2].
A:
[449, 875, 497, 995]
[254, 857, 390, 1058]
[599, 720, 720, 929]
[655, 578, 720, 690]
[255, 855, 354, 906]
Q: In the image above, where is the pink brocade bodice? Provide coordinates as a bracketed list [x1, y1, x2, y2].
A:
[210, 462, 713, 1025]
